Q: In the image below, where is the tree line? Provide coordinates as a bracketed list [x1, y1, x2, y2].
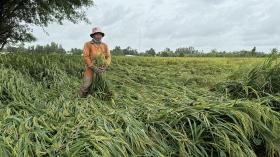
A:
[1, 42, 277, 57]
[110, 46, 277, 57]
[1, 1, 277, 57]
[1, 42, 82, 54]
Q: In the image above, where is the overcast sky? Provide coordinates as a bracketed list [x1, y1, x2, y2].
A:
[29, 0, 280, 52]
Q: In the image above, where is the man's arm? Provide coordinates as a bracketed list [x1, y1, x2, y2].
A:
[83, 43, 94, 69]
[104, 44, 111, 66]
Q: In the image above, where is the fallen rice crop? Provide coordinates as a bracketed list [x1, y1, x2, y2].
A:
[0, 53, 279, 157]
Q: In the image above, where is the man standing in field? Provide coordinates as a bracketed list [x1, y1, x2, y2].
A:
[78, 26, 111, 98]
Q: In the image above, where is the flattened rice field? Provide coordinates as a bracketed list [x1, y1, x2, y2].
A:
[0, 53, 279, 157]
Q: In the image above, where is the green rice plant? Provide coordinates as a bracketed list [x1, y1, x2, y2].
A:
[246, 58, 280, 96]
[261, 94, 280, 112]
[90, 54, 114, 100]
[211, 81, 260, 99]
[141, 101, 280, 157]
[212, 53, 280, 99]
[0, 136, 13, 157]
[1, 53, 280, 157]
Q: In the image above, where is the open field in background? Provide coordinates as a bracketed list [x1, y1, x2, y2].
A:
[0, 53, 279, 157]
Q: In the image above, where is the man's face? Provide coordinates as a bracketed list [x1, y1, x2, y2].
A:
[93, 33, 103, 41]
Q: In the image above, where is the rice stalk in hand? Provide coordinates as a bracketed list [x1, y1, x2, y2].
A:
[90, 54, 114, 100]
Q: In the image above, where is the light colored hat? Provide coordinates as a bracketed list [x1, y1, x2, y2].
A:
[90, 27, 105, 38]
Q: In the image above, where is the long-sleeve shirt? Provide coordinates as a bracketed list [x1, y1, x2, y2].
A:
[83, 41, 111, 77]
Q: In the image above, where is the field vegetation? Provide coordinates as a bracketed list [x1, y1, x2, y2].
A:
[0, 53, 279, 157]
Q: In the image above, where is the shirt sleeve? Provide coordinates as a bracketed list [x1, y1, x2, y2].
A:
[104, 44, 112, 66]
[83, 43, 93, 68]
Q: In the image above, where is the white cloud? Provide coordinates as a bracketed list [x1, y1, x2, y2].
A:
[28, 0, 280, 52]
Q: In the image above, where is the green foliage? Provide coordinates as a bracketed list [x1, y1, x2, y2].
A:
[70, 48, 83, 55]
[111, 46, 138, 56]
[0, 54, 280, 156]
[109, 46, 273, 57]
[90, 54, 114, 100]
[145, 48, 156, 56]
[0, 0, 94, 50]
[5, 42, 66, 54]
[246, 54, 280, 95]
[213, 52, 280, 100]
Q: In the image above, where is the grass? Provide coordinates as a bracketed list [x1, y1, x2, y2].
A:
[0, 53, 279, 157]
[213, 54, 280, 100]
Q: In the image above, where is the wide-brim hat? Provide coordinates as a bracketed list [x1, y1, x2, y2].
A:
[90, 27, 105, 38]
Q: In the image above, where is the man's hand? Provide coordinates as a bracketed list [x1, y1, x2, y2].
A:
[92, 65, 108, 74]
[92, 67, 100, 73]
[98, 65, 108, 73]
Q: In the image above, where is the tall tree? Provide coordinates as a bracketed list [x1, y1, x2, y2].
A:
[251, 46, 256, 56]
[112, 46, 123, 55]
[145, 48, 156, 56]
[0, 0, 94, 50]
[160, 48, 174, 57]
[70, 48, 83, 54]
